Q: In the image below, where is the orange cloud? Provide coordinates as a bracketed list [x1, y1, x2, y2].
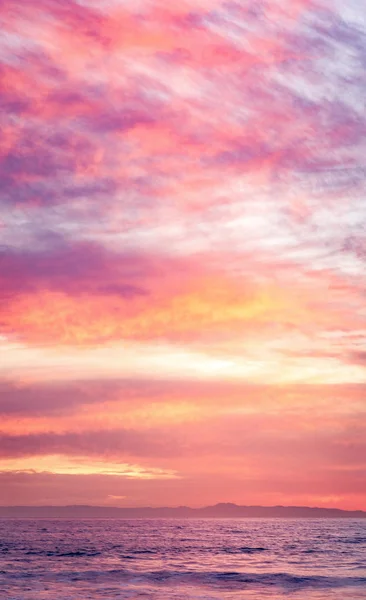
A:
[0, 267, 296, 345]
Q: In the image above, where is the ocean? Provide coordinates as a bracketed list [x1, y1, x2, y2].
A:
[0, 518, 365, 599]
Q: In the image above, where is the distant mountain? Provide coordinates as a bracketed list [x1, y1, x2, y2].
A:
[0, 503, 365, 519]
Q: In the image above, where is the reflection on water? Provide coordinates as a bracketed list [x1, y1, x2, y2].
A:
[0, 519, 365, 599]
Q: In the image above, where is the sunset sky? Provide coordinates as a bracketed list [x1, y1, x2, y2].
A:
[0, 0, 365, 510]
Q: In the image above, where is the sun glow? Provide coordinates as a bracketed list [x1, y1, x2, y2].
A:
[0, 456, 180, 479]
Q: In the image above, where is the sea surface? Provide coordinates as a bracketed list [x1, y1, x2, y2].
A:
[0, 518, 365, 599]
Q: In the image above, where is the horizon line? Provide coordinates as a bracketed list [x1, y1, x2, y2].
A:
[1, 502, 365, 513]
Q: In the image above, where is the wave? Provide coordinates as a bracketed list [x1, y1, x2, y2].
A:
[341, 537, 366, 545]
[138, 570, 366, 589]
[129, 549, 157, 555]
[223, 547, 267, 554]
[25, 550, 101, 557]
[13, 568, 366, 590]
[110, 545, 157, 554]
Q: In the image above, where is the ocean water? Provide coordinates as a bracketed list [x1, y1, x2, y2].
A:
[0, 519, 365, 599]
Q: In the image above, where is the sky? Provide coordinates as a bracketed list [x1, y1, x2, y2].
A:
[0, 0, 365, 510]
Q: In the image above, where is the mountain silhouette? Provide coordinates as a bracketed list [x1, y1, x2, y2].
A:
[0, 503, 365, 518]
